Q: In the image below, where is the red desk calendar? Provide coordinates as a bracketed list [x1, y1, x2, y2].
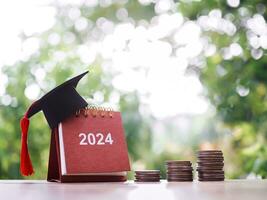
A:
[47, 108, 131, 182]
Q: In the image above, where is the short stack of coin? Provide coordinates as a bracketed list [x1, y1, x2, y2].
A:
[197, 150, 224, 181]
[165, 160, 193, 182]
[134, 170, 161, 182]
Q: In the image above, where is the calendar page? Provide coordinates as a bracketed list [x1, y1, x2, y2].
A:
[58, 111, 130, 175]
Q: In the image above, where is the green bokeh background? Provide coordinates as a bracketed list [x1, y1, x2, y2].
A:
[0, 0, 267, 179]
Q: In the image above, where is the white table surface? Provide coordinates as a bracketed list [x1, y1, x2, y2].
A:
[0, 180, 266, 200]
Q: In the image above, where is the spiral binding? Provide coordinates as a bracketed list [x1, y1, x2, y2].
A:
[75, 105, 113, 118]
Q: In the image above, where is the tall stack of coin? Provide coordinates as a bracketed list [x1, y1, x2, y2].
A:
[134, 170, 161, 182]
[197, 150, 224, 181]
[165, 160, 193, 182]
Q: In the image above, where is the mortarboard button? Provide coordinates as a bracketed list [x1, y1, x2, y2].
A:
[20, 71, 89, 176]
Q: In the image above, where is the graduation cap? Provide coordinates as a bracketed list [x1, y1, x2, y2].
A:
[20, 71, 89, 176]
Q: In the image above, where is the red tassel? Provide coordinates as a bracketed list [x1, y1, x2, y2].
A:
[20, 116, 34, 176]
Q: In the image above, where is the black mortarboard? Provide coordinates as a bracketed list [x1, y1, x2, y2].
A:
[20, 71, 89, 176]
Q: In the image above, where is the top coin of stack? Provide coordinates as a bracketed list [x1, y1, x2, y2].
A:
[197, 150, 224, 181]
[166, 160, 193, 182]
[134, 170, 161, 182]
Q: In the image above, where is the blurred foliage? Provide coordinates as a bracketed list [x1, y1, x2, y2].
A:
[0, 0, 267, 179]
[182, 1, 267, 178]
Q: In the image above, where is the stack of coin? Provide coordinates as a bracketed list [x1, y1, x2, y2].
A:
[197, 150, 224, 181]
[165, 160, 193, 182]
[134, 170, 161, 182]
